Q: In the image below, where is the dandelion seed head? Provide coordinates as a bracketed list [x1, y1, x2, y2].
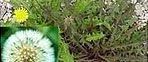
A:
[2, 30, 55, 62]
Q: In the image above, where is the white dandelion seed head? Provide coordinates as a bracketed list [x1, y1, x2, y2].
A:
[2, 30, 55, 62]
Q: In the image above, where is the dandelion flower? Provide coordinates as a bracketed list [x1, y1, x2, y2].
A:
[13, 7, 28, 23]
[2, 30, 55, 62]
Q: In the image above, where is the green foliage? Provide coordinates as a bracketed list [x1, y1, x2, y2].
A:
[59, 40, 74, 62]
[2, 0, 147, 62]
[74, 0, 93, 14]
[51, 0, 61, 12]
[86, 32, 104, 42]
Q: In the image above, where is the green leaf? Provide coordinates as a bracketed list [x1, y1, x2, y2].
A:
[86, 32, 105, 42]
[103, 21, 112, 31]
[96, 18, 104, 26]
[51, 0, 61, 12]
[59, 41, 74, 62]
[74, 0, 92, 13]
[38, 26, 59, 43]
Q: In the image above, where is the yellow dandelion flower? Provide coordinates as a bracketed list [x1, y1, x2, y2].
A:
[13, 7, 28, 23]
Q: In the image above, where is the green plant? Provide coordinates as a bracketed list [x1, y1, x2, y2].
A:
[1, 0, 147, 62]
